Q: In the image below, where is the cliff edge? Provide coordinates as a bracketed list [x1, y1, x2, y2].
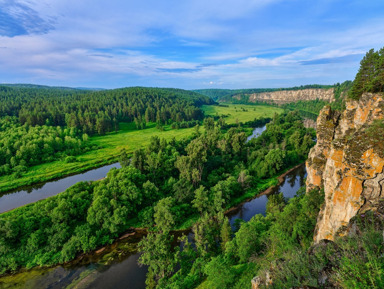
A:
[306, 93, 384, 242]
[236, 88, 335, 104]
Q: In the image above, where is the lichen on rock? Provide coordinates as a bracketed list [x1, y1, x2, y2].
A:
[236, 88, 335, 105]
[306, 93, 384, 243]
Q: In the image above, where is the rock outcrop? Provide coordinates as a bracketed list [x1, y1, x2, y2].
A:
[306, 93, 384, 243]
[303, 118, 317, 129]
[251, 272, 272, 289]
[236, 88, 335, 104]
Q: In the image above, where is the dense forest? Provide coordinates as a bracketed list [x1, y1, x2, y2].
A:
[0, 86, 213, 135]
[0, 112, 315, 275]
[160, 187, 384, 289]
[0, 86, 213, 177]
[349, 47, 384, 100]
[0, 117, 90, 177]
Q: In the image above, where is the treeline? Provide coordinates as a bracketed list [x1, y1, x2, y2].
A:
[0, 117, 90, 177]
[349, 47, 384, 100]
[0, 86, 214, 135]
[0, 112, 315, 274]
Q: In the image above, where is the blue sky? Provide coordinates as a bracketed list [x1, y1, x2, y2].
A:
[0, 0, 384, 89]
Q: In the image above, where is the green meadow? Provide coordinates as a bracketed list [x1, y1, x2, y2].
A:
[0, 104, 283, 193]
[202, 103, 283, 123]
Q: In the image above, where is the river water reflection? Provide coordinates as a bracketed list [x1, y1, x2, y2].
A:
[0, 163, 121, 213]
[0, 126, 307, 289]
[1, 124, 267, 214]
[0, 164, 306, 289]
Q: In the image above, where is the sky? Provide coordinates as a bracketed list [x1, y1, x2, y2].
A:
[0, 0, 384, 89]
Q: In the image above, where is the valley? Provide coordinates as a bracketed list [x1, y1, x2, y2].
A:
[1, 0, 383, 288]
[0, 102, 282, 194]
[1, 48, 384, 289]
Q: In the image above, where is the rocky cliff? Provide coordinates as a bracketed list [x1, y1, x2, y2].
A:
[306, 93, 384, 242]
[236, 88, 335, 104]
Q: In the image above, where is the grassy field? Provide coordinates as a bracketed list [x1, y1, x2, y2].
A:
[202, 103, 283, 123]
[0, 104, 283, 193]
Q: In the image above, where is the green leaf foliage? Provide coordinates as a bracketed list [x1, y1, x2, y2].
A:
[0, 111, 315, 280]
[349, 47, 384, 100]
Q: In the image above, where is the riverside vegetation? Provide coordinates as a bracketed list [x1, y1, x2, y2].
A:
[0, 85, 283, 193]
[3, 47, 384, 289]
[139, 48, 384, 289]
[0, 87, 212, 184]
[0, 111, 315, 276]
[185, 48, 384, 289]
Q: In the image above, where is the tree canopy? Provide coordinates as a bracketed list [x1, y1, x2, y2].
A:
[349, 47, 384, 100]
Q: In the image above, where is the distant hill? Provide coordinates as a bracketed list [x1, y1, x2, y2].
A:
[0, 85, 214, 135]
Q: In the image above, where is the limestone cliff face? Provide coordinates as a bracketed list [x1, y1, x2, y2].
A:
[236, 88, 335, 104]
[306, 93, 384, 242]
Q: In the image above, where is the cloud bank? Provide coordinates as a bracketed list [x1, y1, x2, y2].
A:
[0, 0, 384, 89]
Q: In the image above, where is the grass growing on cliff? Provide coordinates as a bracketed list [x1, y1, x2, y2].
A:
[366, 120, 384, 158]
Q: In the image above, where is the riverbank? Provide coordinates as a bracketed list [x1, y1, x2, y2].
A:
[0, 162, 122, 214]
[0, 104, 282, 194]
[0, 124, 266, 215]
[224, 162, 304, 215]
[0, 123, 195, 194]
[0, 162, 305, 284]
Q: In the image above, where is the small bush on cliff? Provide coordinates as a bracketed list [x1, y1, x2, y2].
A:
[332, 211, 384, 288]
[264, 209, 384, 289]
[349, 47, 384, 100]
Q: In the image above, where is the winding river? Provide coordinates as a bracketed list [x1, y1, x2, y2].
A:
[0, 163, 121, 214]
[0, 124, 267, 214]
[0, 164, 306, 289]
[0, 125, 309, 289]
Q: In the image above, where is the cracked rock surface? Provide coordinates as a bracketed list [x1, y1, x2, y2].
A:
[234, 88, 335, 104]
[306, 93, 384, 242]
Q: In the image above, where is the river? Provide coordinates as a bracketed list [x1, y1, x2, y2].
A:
[246, 125, 266, 142]
[0, 163, 306, 289]
[0, 163, 121, 214]
[0, 125, 267, 214]
[0, 125, 310, 289]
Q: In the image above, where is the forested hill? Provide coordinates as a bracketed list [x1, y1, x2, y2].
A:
[0, 86, 214, 136]
[194, 84, 334, 102]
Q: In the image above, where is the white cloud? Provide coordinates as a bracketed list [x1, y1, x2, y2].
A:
[0, 0, 384, 88]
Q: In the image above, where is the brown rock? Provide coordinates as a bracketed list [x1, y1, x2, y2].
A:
[236, 88, 335, 105]
[306, 93, 384, 243]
